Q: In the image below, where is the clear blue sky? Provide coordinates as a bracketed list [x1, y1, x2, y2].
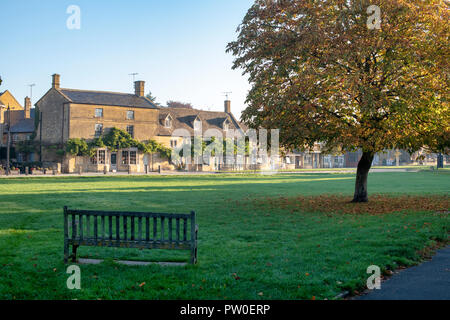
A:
[0, 0, 253, 117]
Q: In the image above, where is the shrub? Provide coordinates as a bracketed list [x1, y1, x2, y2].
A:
[65, 139, 89, 156]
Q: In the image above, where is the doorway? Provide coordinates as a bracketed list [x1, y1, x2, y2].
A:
[111, 153, 117, 171]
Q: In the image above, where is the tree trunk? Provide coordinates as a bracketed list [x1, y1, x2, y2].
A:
[352, 151, 374, 203]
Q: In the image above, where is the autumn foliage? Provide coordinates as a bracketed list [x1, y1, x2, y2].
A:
[228, 0, 449, 202]
[257, 194, 450, 215]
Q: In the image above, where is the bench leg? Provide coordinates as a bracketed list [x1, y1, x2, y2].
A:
[190, 247, 197, 265]
[64, 241, 69, 264]
[71, 245, 79, 263]
[190, 226, 198, 265]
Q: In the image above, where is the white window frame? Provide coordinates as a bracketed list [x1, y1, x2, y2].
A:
[95, 108, 103, 118]
[121, 148, 138, 165]
[94, 124, 103, 137]
[223, 120, 229, 131]
[126, 125, 134, 138]
[91, 148, 107, 165]
[127, 110, 135, 120]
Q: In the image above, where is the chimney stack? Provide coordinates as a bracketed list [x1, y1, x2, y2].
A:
[24, 97, 31, 119]
[224, 100, 231, 113]
[134, 81, 145, 97]
[52, 74, 60, 89]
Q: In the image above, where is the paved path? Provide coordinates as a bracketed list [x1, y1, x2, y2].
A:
[357, 246, 450, 300]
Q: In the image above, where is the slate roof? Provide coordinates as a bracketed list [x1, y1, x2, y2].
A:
[10, 119, 35, 133]
[7, 109, 36, 133]
[158, 107, 244, 136]
[58, 88, 159, 109]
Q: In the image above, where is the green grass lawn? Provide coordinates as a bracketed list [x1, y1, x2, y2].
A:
[0, 171, 448, 300]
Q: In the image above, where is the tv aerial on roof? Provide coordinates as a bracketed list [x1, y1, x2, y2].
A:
[222, 91, 232, 100]
[129, 73, 139, 82]
[28, 83, 36, 102]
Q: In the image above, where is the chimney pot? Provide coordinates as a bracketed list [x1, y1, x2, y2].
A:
[24, 97, 31, 119]
[134, 81, 145, 97]
[224, 100, 231, 113]
[52, 74, 60, 89]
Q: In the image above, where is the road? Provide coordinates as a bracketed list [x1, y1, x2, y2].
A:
[356, 246, 450, 300]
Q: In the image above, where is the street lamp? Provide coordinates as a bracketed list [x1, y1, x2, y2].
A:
[6, 105, 11, 176]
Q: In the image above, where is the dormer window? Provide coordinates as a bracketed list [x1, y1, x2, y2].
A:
[194, 118, 202, 131]
[165, 115, 173, 128]
[223, 120, 229, 131]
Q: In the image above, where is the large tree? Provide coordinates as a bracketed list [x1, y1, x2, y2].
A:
[166, 101, 194, 109]
[227, 0, 449, 202]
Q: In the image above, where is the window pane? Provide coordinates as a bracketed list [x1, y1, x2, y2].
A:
[126, 125, 134, 138]
[98, 150, 106, 164]
[95, 108, 103, 118]
[130, 151, 137, 165]
[95, 124, 103, 137]
[122, 151, 129, 165]
[127, 111, 134, 120]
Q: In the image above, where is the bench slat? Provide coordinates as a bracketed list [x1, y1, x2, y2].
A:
[131, 216, 135, 241]
[94, 215, 98, 244]
[66, 209, 191, 219]
[79, 214, 83, 240]
[101, 216, 105, 240]
[72, 214, 77, 239]
[116, 216, 120, 243]
[168, 218, 172, 242]
[123, 216, 127, 240]
[176, 218, 180, 244]
[145, 217, 150, 241]
[109, 216, 113, 241]
[138, 217, 142, 243]
[86, 215, 90, 238]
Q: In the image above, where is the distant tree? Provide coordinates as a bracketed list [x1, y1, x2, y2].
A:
[227, 0, 449, 202]
[16, 140, 38, 157]
[167, 101, 194, 109]
[145, 91, 161, 106]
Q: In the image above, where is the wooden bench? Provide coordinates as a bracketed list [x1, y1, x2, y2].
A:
[63, 206, 198, 264]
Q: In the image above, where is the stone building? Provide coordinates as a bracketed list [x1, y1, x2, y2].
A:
[156, 100, 245, 171]
[36, 74, 160, 173]
[0, 90, 23, 121]
[0, 90, 24, 147]
[35, 74, 246, 173]
[0, 92, 36, 163]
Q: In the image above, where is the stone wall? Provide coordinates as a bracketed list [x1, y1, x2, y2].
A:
[35, 89, 69, 162]
[68, 103, 159, 141]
